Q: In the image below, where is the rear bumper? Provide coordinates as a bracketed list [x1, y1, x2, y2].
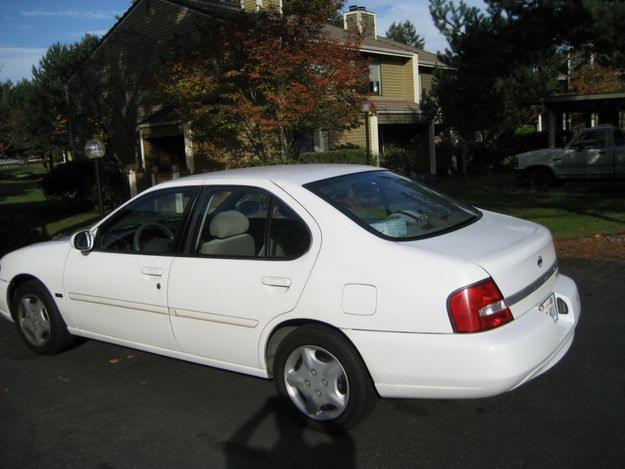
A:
[344, 274, 580, 399]
[0, 279, 11, 322]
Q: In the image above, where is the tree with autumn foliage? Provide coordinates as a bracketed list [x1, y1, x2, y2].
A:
[161, 4, 371, 165]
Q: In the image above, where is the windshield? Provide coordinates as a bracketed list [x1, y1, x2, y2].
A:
[304, 171, 481, 241]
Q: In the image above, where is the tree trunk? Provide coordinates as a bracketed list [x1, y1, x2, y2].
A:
[461, 141, 469, 181]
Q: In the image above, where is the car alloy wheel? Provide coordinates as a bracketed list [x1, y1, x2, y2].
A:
[13, 279, 75, 355]
[17, 294, 51, 347]
[283, 345, 350, 421]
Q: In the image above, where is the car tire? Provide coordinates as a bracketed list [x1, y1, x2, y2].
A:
[528, 167, 554, 190]
[273, 324, 377, 430]
[12, 280, 74, 355]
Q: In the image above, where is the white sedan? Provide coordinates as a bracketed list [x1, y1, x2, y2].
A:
[0, 165, 580, 428]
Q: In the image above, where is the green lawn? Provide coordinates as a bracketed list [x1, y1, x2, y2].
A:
[434, 174, 625, 240]
[0, 164, 99, 239]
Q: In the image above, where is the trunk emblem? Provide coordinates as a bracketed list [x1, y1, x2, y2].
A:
[537, 256, 543, 268]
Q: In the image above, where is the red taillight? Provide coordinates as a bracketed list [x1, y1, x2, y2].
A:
[447, 278, 513, 333]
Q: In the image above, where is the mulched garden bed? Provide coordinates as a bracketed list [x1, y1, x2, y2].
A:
[556, 233, 625, 262]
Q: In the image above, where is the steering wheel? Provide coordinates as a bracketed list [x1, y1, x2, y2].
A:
[101, 232, 132, 251]
[133, 222, 175, 252]
[387, 210, 430, 225]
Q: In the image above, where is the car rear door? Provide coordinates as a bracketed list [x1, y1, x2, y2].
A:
[167, 183, 321, 371]
[63, 185, 199, 349]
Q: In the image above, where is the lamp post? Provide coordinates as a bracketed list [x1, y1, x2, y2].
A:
[84, 139, 105, 218]
[362, 101, 372, 166]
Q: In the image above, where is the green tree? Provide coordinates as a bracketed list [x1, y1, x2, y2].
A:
[427, 0, 591, 177]
[0, 80, 38, 158]
[584, 0, 625, 71]
[385, 20, 426, 49]
[28, 35, 100, 168]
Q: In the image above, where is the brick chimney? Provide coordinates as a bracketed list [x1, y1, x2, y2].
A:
[343, 5, 377, 39]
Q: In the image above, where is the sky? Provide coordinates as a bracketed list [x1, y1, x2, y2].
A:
[0, 0, 485, 83]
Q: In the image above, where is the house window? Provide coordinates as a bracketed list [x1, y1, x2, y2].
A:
[369, 57, 382, 95]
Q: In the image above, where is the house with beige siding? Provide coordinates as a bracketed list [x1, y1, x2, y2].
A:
[67, 0, 442, 181]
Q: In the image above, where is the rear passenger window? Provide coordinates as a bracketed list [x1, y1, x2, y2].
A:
[193, 187, 310, 259]
[265, 199, 311, 259]
[195, 189, 270, 258]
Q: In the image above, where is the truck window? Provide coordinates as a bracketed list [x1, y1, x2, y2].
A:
[574, 130, 607, 150]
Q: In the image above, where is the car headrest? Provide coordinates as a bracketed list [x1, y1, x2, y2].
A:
[237, 200, 260, 216]
[209, 211, 250, 239]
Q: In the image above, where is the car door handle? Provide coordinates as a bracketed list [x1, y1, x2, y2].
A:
[261, 277, 291, 288]
[141, 267, 163, 277]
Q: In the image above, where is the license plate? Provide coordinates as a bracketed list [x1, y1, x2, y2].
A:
[539, 293, 558, 322]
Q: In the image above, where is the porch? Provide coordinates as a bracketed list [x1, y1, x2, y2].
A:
[540, 91, 625, 147]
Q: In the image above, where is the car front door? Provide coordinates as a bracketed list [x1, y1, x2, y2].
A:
[64, 185, 199, 349]
[167, 185, 321, 371]
[560, 130, 612, 177]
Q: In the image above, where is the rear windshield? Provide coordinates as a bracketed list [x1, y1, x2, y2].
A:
[304, 171, 481, 241]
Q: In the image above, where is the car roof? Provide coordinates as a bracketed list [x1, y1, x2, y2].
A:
[165, 164, 381, 187]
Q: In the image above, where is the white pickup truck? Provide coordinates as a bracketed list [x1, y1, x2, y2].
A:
[514, 126, 625, 188]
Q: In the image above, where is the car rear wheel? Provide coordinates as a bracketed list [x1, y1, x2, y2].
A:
[273, 324, 377, 429]
[13, 280, 74, 355]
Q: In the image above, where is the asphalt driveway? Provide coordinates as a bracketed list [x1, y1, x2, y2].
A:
[1, 258, 624, 468]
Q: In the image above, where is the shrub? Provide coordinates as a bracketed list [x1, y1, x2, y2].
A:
[0, 212, 50, 257]
[42, 160, 128, 209]
[380, 145, 419, 176]
[299, 148, 367, 165]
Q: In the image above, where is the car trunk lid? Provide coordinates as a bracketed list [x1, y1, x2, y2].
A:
[409, 210, 557, 317]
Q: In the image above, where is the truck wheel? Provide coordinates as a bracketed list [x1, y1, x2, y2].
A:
[528, 167, 554, 190]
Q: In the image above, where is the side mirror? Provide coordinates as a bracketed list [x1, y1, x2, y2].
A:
[71, 230, 94, 252]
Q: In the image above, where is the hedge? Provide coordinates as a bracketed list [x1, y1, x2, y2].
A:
[299, 148, 368, 165]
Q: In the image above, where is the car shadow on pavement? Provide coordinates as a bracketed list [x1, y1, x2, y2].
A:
[223, 396, 356, 469]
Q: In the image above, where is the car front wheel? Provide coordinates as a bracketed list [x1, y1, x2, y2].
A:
[12, 280, 74, 355]
[273, 324, 377, 429]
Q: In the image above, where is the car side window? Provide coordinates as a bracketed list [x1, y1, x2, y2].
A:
[265, 199, 311, 258]
[577, 131, 607, 150]
[193, 187, 311, 259]
[615, 129, 625, 146]
[96, 187, 198, 255]
[194, 189, 270, 258]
